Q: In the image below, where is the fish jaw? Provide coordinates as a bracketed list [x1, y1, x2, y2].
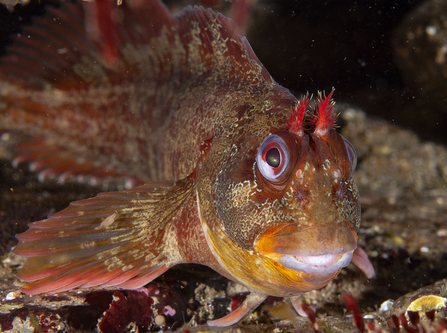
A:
[278, 252, 353, 282]
[254, 222, 358, 256]
[254, 222, 357, 283]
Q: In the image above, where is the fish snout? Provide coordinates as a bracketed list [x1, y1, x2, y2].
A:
[255, 221, 357, 256]
[254, 222, 357, 278]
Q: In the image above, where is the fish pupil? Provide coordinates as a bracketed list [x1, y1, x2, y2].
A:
[266, 148, 280, 168]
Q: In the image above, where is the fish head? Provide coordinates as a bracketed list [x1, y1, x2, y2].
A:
[201, 90, 360, 295]
[252, 129, 360, 284]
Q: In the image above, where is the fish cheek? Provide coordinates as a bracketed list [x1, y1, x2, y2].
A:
[338, 178, 361, 232]
[320, 131, 354, 180]
[321, 136, 361, 233]
[213, 153, 271, 249]
[212, 131, 300, 251]
[309, 133, 361, 233]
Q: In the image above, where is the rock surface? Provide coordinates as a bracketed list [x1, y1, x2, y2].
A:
[393, 0, 447, 112]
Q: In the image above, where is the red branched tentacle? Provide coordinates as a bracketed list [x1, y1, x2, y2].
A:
[312, 88, 338, 136]
[341, 291, 365, 333]
[407, 311, 420, 327]
[390, 314, 400, 330]
[300, 302, 319, 333]
[426, 310, 436, 322]
[400, 313, 418, 333]
[286, 94, 310, 136]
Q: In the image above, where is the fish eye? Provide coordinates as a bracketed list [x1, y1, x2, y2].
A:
[341, 135, 357, 178]
[265, 147, 280, 167]
[257, 134, 290, 183]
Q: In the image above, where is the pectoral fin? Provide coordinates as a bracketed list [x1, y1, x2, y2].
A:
[14, 177, 194, 294]
[351, 247, 376, 279]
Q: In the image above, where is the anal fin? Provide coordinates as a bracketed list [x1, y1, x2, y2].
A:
[14, 177, 194, 295]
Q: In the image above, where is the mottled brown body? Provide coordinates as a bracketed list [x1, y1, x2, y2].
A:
[1, 0, 373, 327]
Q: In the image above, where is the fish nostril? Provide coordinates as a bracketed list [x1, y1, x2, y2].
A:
[294, 187, 309, 204]
[335, 186, 346, 201]
[332, 170, 342, 180]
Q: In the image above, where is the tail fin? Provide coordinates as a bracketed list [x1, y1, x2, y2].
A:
[13, 177, 194, 294]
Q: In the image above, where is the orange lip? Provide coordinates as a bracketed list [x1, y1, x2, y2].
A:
[254, 221, 357, 257]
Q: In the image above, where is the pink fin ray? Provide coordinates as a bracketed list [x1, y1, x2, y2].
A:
[20, 257, 142, 294]
[113, 265, 169, 289]
[78, 267, 133, 289]
[228, 0, 257, 36]
[27, 263, 112, 294]
[207, 292, 266, 327]
[351, 247, 376, 279]
[290, 297, 316, 318]
[97, 267, 146, 288]
[14, 178, 194, 294]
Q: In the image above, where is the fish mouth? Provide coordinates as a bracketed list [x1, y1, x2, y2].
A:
[255, 221, 357, 255]
[280, 252, 353, 277]
[254, 221, 357, 279]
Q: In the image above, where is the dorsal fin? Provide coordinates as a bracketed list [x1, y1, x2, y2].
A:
[0, 3, 98, 88]
[0, 1, 274, 90]
[175, 6, 273, 86]
[0, 0, 275, 184]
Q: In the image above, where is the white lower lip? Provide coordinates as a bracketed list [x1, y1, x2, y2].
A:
[280, 252, 353, 276]
[294, 254, 341, 266]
